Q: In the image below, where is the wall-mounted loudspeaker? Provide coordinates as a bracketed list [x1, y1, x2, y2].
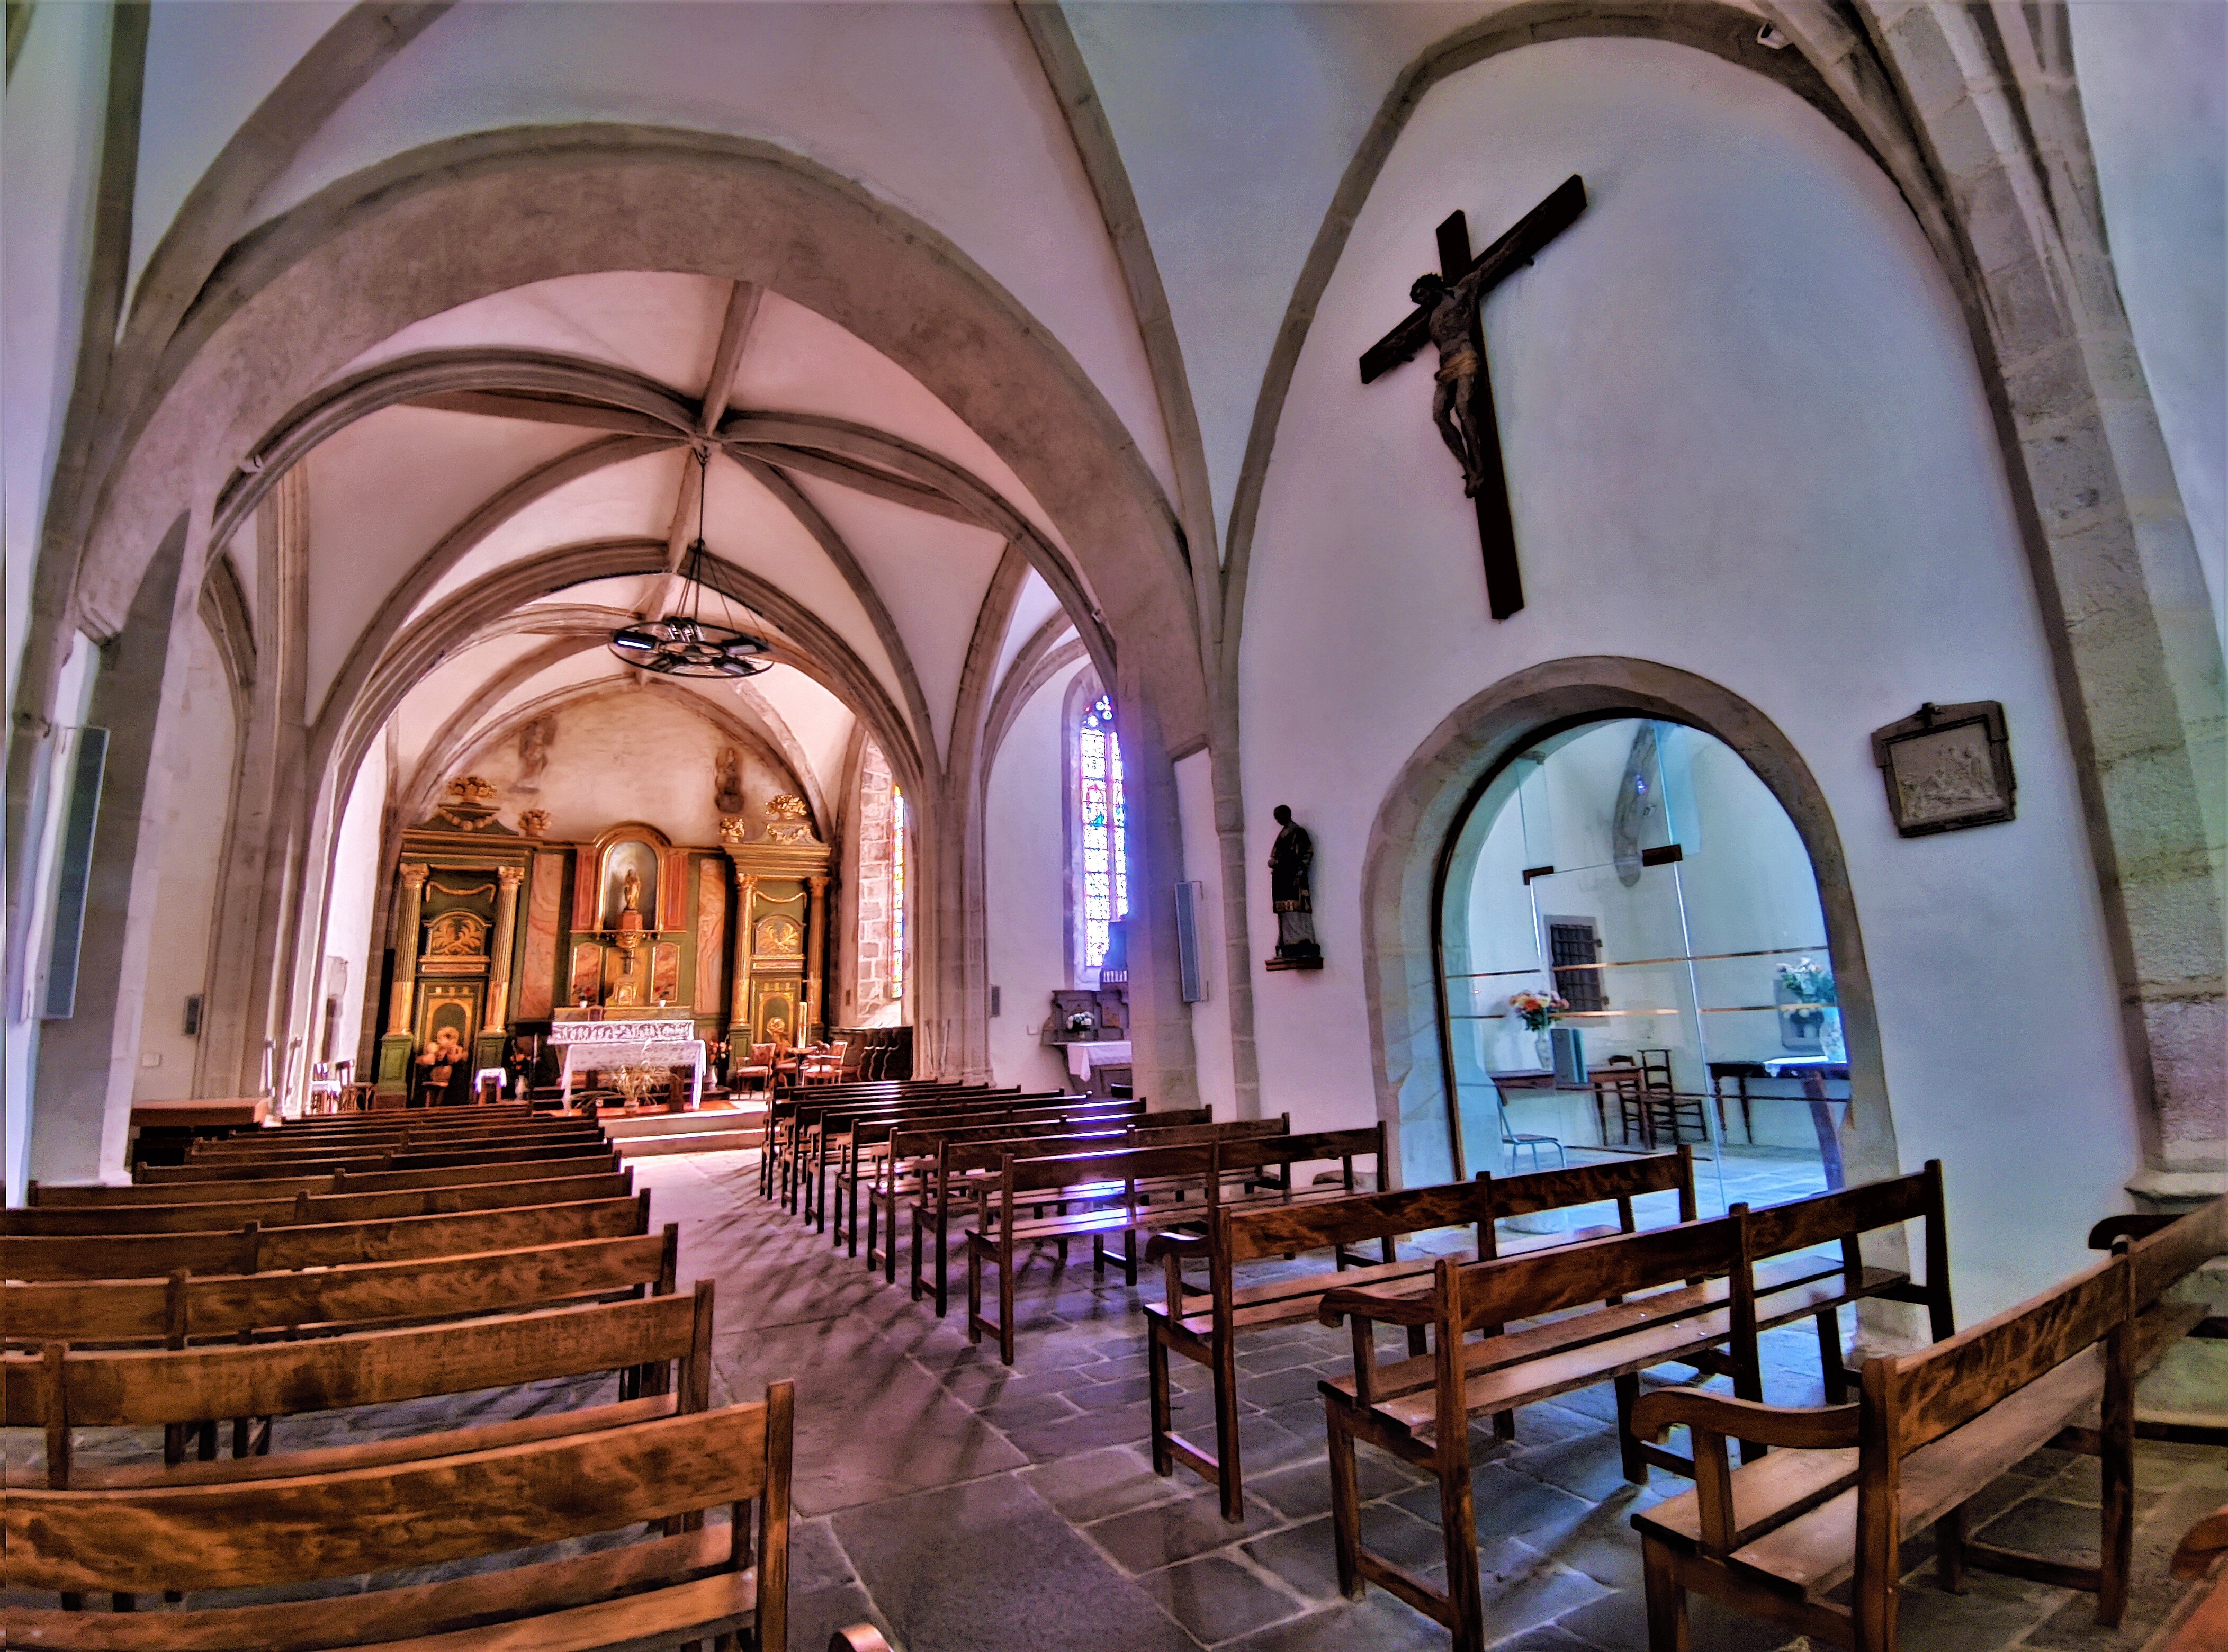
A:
[184, 995, 203, 1037]
[1174, 880, 1208, 1004]
[990, 985, 1001, 1018]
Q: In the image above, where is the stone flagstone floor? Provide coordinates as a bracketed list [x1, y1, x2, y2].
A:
[634, 1147, 2223, 1652]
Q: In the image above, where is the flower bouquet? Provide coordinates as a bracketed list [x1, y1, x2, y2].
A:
[1507, 989, 1570, 1032]
[1775, 957, 1844, 1061]
[1065, 1009, 1098, 1037]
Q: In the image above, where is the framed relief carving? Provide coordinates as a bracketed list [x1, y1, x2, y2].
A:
[1871, 701, 2015, 837]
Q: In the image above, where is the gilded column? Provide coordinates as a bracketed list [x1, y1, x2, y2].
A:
[729, 866, 758, 1036]
[387, 863, 430, 1036]
[483, 865, 525, 1032]
[806, 874, 830, 1042]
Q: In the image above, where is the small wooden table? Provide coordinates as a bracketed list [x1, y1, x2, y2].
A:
[1709, 1058, 1850, 1188]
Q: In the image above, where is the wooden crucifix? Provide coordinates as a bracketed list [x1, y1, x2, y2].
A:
[1360, 175, 1587, 620]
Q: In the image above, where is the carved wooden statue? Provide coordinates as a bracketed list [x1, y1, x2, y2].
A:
[1266, 804, 1323, 971]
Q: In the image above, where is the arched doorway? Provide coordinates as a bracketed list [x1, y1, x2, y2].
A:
[1438, 715, 1847, 1214]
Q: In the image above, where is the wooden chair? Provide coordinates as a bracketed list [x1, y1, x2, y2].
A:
[7, 1388, 795, 1651]
[2153, 1503, 2228, 1652]
[1631, 1250, 2136, 1652]
[1147, 1148, 1695, 1521]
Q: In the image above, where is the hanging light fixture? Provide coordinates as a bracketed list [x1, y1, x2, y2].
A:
[608, 448, 774, 678]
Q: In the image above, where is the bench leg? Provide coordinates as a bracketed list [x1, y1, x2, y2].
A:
[1214, 1333, 1244, 1523]
[1435, 1430, 1486, 1652]
[999, 1247, 1017, 1366]
[1146, 1322, 1175, 1476]
[1935, 1503, 1966, 1594]
[1324, 1398, 1366, 1602]
[910, 1206, 926, 1301]
[965, 1238, 985, 1345]
[1817, 1308, 1848, 1405]
[935, 1209, 951, 1317]
[1642, 1539, 1690, 1651]
[1613, 1374, 1647, 1484]
[1124, 1226, 1138, 1289]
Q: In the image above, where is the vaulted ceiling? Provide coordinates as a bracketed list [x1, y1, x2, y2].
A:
[256, 269, 1085, 833]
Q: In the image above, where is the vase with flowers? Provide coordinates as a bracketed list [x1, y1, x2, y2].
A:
[1508, 989, 1571, 1071]
[1775, 957, 1843, 1063]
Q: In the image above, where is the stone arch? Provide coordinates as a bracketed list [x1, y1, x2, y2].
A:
[1358, 656, 1898, 1193]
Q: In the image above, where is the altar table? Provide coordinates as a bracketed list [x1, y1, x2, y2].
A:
[550, 1019, 706, 1108]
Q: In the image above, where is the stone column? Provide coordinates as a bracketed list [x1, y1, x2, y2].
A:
[806, 874, 830, 1042]
[387, 863, 430, 1036]
[483, 865, 524, 1032]
[728, 867, 758, 1039]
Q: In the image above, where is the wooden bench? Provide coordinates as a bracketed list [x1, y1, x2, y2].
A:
[37, 1150, 622, 1204]
[794, 1089, 1074, 1224]
[6, 1388, 795, 1651]
[907, 1110, 1236, 1310]
[1316, 1167, 1950, 1648]
[174, 1129, 606, 1171]
[1630, 1246, 2142, 1651]
[765, 1081, 1019, 1202]
[809, 1090, 1093, 1235]
[1146, 1149, 1695, 1520]
[966, 1129, 1386, 1364]
[2152, 1501, 2228, 1652]
[2, 1193, 652, 1280]
[837, 1100, 1144, 1262]
[2, 1169, 637, 1235]
[14, 1282, 716, 1488]
[2085, 1197, 2228, 1446]
[6, 1225, 681, 1348]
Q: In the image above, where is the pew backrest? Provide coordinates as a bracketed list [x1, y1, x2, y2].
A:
[1, 1171, 636, 1235]
[49, 1151, 621, 1205]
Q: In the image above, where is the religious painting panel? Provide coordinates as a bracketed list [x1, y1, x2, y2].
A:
[651, 941, 681, 1006]
[569, 942, 604, 1010]
[415, 986, 481, 1062]
[519, 851, 565, 1019]
[754, 911, 804, 963]
[751, 978, 799, 1047]
[603, 942, 650, 1007]
[695, 859, 725, 1015]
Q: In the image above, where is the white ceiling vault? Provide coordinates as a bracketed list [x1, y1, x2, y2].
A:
[258, 268, 1079, 838]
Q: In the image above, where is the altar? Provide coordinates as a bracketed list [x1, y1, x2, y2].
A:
[549, 1016, 706, 1108]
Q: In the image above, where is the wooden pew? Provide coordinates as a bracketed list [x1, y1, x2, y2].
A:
[906, 1110, 1229, 1310]
[14, 1285, 715, 1488]
[1630, 1247, 2144, 1652]
[765, 1082, 1016, 1202]
[2085, 1196, 2228, 1446]
[1146, 1150, 1695, 1520]
[177, 1127, 605, 1168]
[2153, 1502, 2228, 1652]
[6, 1225, 681, 1347]
[2, 1191, 651, 1280]
[38, 1150, 622, 1204]
[1, 1169, 636, 1234]
[965, 1129, 1386, 1364]
[838, 1100, 1143, 1262]
[1315, 1168, 1948, 1648]
[794, 1088, 1073, 1225]
[6, 1388, 795, 1652]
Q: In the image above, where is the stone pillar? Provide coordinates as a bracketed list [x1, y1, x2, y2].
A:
[483, 865, 524, 1033]
[806, 874, 830, 1042]
[728, 867, 758, 1040]
[387, 863, 430, 1036]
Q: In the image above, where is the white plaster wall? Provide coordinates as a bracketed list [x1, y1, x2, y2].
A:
[2072, 1, 2226, 656]
[4, 1, 111, 710]
[248, 0, 1178, 504]
[323, 735, 387, 1078]
[453, 689, 802, 847]
[1239, 38, 2140, 1316]
[984, 660, 1083, 1092]
[131, 617, 235, 1100]
[1173, 748, 1238, 1118]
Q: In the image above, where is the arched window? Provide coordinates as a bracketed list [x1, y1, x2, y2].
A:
[890, 784, 908, 1000]
[1077, 692, 1128, 972]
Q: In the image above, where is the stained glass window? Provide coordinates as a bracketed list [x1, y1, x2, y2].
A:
[1078, 694, 1128, 971]
[890, 785, 906, 999]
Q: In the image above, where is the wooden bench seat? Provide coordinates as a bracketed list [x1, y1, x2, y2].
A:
[1, 1193, 652, 1280]
[38, 1151, 621, 1204]
[5, 1391, 794, 1651]
[12, 1284, 715, 1488]
[797, 1090, 1075, 1226]
[1146, 1149, 1697, 1520]
[1, 1170, 636, 1235]
[5, 1226, 681, 1347]
[1316, 1166, 1952, 1650]
[1632, 1271, 2128, 1651]
[765, 1082, 1020, 1204]
[966, 1129, 1386, 1363]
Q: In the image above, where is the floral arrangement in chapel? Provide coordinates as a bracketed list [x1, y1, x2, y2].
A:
[1065, 1008, 1099, 1037]
[1507, 990, 1570, 1032]
[1775, 957, 1837, 1006]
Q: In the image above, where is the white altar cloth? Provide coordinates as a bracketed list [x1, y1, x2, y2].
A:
[551, 1018, 705, 1107]
[1064, 1039, 1134, 1084]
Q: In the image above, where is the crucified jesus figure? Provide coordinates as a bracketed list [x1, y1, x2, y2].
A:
[1409, 267, 1494, 497]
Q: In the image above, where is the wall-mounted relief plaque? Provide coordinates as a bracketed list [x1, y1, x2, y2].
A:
[1871, 701, 2015, 837]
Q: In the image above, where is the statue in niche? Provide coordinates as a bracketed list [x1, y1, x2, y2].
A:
[1265, 804, 1323, 971]
[516, 715, 556, 794]
[715, 746, 747, 816]
[622, 868, 642, 913]
[414, 1026, 471, 1107]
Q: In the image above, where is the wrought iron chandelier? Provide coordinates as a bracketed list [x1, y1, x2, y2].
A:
[608, 450, 774, 678]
